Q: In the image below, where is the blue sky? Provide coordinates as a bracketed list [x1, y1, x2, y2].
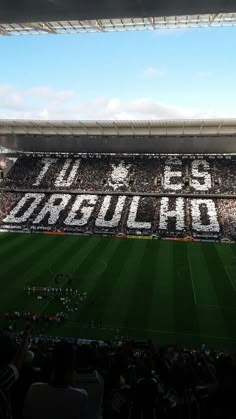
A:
[0, 27, 235, 120]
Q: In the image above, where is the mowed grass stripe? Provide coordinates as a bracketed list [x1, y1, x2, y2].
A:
[148, 240, 175, 338]
[186, 243, 218, 305]
[173, 242, 200, 340]
[38, 236, 111, 316]
[202, 243, 236, 306]
[0, 233, 33, 260]
[123, 240, 161, 336]
[102, 239, 146, 328]
[51, 236, 106, 286]
[0, 234, 58, 279]
[0, 232, 23, 251]
[229, 243, 236, 261]
[202, 243, 236, 341]
[67, 237, 119, 324]
[38, 236, 105, 317]
[216, 245, 236, 292]
[0, 235, 61, 311]
[14, 235, 95, 314]
[217, 244, 236, 291]
[11, 235, 68, 284]
[1, 233, 236, 349]
[77, 239, 136, 324]
[187, 243, 229, 341]
[49, 236, 92, 275]
[0, 235, 107, 315]
[72, 237, 113, 288]
[19, 235, 89, 285]
[34, 236, 100, 316]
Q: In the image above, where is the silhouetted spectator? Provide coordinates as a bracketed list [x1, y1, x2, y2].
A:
[74, 345, 104, 419]
[0, 325, 31, 419]
[23, 342, 88, 419]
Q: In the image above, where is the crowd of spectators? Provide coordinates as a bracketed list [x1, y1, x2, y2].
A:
[0, 192, 236, 238]
[1, 153, 236, 240]
[217, 199, 236, 238]
[0, 192, 21, 224]
[0, 191, 235, 239]
[0, 326, 236, 419]
[2, 153, 236, 194]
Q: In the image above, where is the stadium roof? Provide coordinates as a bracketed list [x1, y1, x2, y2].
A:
[0, 0, 235, 36]
[0, 13, 236, 36]
[1, 119, 236, 154]
[0, 119, 236, 137]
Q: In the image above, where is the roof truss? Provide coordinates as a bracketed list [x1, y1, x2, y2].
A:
[0, 13, 236, 36]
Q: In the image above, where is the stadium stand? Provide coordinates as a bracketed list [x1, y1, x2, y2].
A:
[0, 327, 236, 419]
[0, 153, 236, 240]
[2, 154, 236, 193]
[1, 153, 236, 419]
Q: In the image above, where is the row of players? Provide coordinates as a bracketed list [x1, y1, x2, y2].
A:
[3, 154, 236, 193]
[4, 311, 66, 324]
[3, 285, 89, 332]
[24, 286, 87, 298]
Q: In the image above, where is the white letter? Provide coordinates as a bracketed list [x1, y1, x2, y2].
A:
[55, 159, 80, 187]
[163, 159, 182, 191]
[95, 195, 126, 227]
[127, 196, 151, 229]
[65, 195, 97, 226]
[191, 159, 211, 191]
[33, 194, 71, 225]
[3, 193, 44, 223]
[159, 197, 185, 230]
[33, 158, 57, 186]
[191, 199, 219, 232]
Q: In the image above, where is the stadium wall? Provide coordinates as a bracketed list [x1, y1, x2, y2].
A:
[1, 134, 236, 154]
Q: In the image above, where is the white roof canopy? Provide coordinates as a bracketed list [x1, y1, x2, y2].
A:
[0, 119, 236, 137]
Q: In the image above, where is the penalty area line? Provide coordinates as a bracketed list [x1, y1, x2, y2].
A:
[225, 269, 236, 292]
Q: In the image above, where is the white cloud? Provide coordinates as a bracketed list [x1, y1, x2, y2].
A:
[0, 84, 235, 121]
[138, 66, 166, 79]
[0, 85, 25, 111]
[0, 85, 13, 97]
[26, 87, 76, 101]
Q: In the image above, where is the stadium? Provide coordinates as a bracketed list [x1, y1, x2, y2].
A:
[0, 1, 236, 419]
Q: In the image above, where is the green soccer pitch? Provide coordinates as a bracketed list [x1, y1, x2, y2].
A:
[0, 232, 236, 350]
